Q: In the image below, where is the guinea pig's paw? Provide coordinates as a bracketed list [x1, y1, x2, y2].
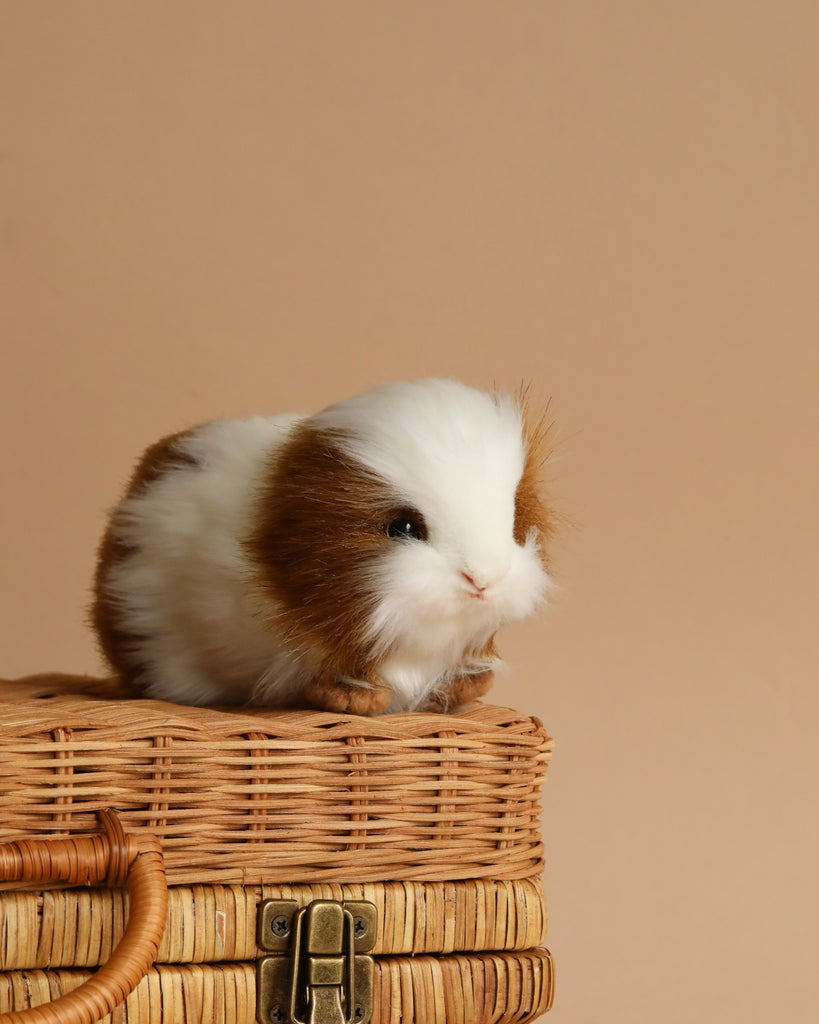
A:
[304, 676, 392, 716]
[426, 669, 495, 712]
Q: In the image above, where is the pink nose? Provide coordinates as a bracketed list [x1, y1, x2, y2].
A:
[461, 571, 486, 593]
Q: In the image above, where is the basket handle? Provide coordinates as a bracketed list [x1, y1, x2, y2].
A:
[0, 809, 167, 1024]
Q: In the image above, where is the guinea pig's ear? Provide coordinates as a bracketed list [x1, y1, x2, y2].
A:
[512, 388, 556, 550]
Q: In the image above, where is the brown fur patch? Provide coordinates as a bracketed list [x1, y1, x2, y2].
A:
[247, 423, 406, 698]
[90, 429, 199, 684]
[513, 392, 556, 558]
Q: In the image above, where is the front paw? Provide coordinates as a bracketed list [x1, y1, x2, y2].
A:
[425, 669, 495, 712]
[304, 677, 392, 715]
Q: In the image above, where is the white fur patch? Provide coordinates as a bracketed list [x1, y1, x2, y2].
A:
[103, 415, 305, 704]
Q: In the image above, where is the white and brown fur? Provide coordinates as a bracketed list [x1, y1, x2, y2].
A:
[92, 379, 555, 714]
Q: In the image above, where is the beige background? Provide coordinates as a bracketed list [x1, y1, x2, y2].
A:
[2, 3, 818, 1021]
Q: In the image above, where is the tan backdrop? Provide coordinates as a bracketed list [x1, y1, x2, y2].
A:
[2, 4, 818, 1021]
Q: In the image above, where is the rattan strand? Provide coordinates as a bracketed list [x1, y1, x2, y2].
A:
[0, 693, 551, 887]
[0, 950, 554, 1023]
[0, 876, 547, 970]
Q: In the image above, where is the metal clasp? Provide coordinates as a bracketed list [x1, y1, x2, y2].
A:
[256, 899, 376, 1024]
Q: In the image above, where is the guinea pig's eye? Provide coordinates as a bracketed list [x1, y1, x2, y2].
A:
[386, 512, 427, 542]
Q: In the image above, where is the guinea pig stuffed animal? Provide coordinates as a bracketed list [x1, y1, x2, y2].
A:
[92, 378, 555, 714]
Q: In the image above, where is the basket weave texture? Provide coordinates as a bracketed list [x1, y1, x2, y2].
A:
[0, 951, 555, 1024]
[0, 690, 551, 887]
[0, 878, 548, 970]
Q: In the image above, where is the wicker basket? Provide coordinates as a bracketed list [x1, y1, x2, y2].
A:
[0, 677, 554, 1023]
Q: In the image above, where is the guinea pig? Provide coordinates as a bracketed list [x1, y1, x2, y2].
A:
[91, 378, 556, 714]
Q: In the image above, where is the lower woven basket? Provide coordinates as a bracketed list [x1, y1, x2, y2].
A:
[0, 677, 555, 1023]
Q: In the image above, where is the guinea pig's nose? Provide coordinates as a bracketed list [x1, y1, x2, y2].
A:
[461, 571, 487, 596]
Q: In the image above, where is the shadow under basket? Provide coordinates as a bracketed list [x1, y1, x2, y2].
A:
[0, 678, 555, 1023]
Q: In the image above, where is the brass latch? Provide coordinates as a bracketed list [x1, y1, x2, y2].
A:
[256, 899, 377, 1024]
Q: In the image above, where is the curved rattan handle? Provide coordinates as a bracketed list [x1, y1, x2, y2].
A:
[0, 809, 167, 1024]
